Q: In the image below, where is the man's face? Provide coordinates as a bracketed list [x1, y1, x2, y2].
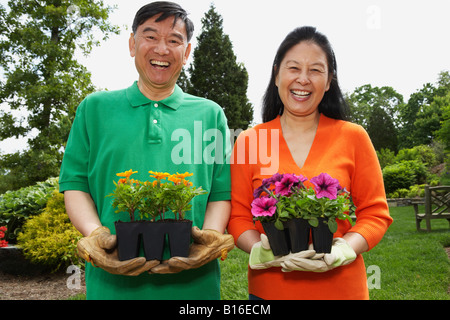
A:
[129, 14, 191, 96]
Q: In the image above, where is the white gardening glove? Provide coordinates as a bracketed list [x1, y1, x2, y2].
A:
[323, 238, 357, 269]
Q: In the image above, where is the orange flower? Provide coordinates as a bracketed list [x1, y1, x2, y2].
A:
[117, 169, 138, 179]
[168, 175, 182, 185]
[149, 171, 170, 180]
[176, 172, 194, 179]
[129, 179, 141, 186]
[117, 178, 128, 185]
[182, 180, 193, 187]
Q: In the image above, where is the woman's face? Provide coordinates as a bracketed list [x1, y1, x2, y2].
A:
[275, 41, 332, 118]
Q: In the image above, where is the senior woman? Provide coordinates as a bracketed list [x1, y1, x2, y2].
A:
[228, 26, 393, 300]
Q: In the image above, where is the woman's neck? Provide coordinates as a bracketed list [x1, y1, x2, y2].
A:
[280, 111, 320, 135]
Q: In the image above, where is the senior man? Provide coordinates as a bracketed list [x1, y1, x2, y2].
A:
[60, 1, 233, 300]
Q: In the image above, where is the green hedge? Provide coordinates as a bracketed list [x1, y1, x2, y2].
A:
[0, 178, 59, 243]
[382, 160, 428, 195]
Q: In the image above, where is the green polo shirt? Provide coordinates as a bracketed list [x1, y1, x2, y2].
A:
[59, 82, 231, 300]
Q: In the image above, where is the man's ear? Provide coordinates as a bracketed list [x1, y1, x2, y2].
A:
[183, 43, 192, 65]
[129, 33, 136, 58]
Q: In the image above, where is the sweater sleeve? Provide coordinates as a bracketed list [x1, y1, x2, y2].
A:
[227, 129, 259, 243]
[347, 125, 393, 250]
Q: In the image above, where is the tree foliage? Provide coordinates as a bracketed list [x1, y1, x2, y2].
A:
[0, 0, 119, 191]
[347, 71, 450, 154]
[347, 84, 404, 152]
[398, 71, 450, 149]
[182, 4, 253, 130]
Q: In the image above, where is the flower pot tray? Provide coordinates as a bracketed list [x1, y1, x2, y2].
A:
[115, 219, 192, 261]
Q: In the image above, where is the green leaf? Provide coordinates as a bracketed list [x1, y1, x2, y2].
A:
[327, 219, 338, 233]
[308, 217, 319, 227]
[274, 219, 284, 230]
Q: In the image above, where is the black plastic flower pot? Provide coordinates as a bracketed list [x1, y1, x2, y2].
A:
[311, 217, 334, 253]
[164, 219, 192, 258]
[284, 218, 311, 253]
[115, 220, 192, 261]
[261, 221, 291, 256]
[115, 221, 145, 261]
[140, 221, 167, 261]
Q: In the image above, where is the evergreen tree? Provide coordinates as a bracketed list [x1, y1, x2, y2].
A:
[186, 4, 253, 130]
[0, 0, 119, 191]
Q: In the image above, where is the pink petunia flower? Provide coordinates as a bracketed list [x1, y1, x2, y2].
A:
[274, 173, 298, 196]
[310, 173, 341, 200]
[251, 196, 278, 217]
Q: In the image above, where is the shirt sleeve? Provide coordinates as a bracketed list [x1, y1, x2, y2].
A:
[347, 125, 393, 250]
[208, 110, 231, 202]
[227, 129, 259, 243]
[59, 99, 91, 194]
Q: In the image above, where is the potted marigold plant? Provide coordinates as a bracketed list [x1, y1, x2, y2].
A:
[251, 173, 352, 254]
[108, 170, 206, 261]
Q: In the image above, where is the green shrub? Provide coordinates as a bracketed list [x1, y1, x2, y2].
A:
[0, 178, 59, 243]
[395, 145, 438, 169]
[382, 161, 423, 194]
[407, 184, 426, 198]
[376, 148, 396, 169]
[17, 191, 83, 271]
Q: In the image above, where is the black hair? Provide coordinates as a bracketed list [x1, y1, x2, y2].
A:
[262, 26, 349, 123]
[132, 1, 194, 42]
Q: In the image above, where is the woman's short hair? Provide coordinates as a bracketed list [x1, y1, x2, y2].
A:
[132, 1, 194, 42]
[262, 26, 349, 123]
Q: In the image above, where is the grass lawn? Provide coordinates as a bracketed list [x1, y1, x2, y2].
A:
[219, 205, 450, 300]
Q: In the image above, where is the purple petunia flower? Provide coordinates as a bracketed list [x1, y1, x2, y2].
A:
[310, 173, 341, 200]
[253, 173, 285, 198]
[251, 196, 278, 217]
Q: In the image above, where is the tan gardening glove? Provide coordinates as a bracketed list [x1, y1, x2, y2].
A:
[280, 238, 356, 272]
[150, 227, 235, 274]
[77, 226, 160, 276]
[249, 234, 324, 271]
[280, 245, 328, 272]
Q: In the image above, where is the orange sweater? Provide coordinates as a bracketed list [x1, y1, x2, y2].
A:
[228, 115, 393, 300]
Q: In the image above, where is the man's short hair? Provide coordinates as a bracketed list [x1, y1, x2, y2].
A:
[132, 1, 194, 42]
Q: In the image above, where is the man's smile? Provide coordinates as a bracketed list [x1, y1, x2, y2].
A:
[150, 60, 170, 69]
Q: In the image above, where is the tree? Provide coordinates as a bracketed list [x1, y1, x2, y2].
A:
[367, 105, 398, 152]
[0, 0, 119, 191]
[347, 84, 404, 152]
[399, 71, 450, 149]
[186, 4, 253, 130]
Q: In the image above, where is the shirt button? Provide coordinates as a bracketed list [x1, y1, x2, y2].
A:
[154, 103, 158, 108]
[153, 119, 158, 124]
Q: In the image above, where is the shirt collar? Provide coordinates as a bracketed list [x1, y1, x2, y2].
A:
[126, 81, 184, 110]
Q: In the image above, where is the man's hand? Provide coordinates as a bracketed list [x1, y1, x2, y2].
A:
[150, 227, 235, 274]
[77, 226, 159, 276]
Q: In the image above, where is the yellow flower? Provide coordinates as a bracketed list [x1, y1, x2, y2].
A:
[149, 171, 170, 180]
